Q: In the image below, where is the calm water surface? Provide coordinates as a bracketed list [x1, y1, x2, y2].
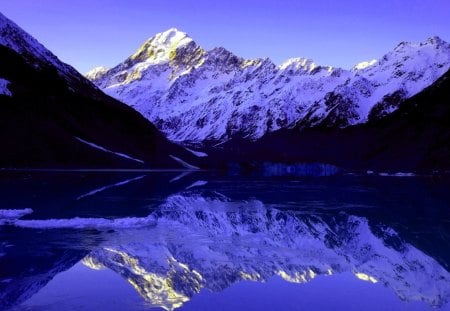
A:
[0, 171, 449, 311]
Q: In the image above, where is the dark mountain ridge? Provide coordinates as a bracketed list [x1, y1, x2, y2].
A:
[0, 13, 201, 169]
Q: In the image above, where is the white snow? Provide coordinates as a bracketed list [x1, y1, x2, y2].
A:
[75, 137, 144, 164]
[0, 209, 150, 230]
[129, 28, 193, 66]
[85, 66, 109, 80]
[169, 171, 192, 183]
[0, 78, 12, 96]
[379, 172, 416, 177]
[185, 147, 208, 157]
[169, 155, 200, 170]
[87, 32, 450, 143]
[0, 207, 155, 230]
[0, 208, 33, 220]
[186, 180, 208, 189]
[278, 57, 328, 74]
[353, 59, 377, 70]
[393, 172, 415, 177]
[10, 216, 156, 229]
[77, 175, 146, 200]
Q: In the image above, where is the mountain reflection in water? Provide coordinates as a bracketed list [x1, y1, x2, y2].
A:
[0, 172, 449, 311]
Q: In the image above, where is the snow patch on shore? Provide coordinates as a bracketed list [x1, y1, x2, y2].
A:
[185, 147, 208, 157]
[0, 208, 33, 224]
[169, 155, 200, 170]
[9, 216, 156, 229]
[379, 172, 416, 177]
[75, 137, 144, 164]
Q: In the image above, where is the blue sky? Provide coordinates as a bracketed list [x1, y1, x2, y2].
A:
[1, 0, 449, 73]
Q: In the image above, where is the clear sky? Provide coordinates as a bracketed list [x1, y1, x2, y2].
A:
[1, 0, 449, 73]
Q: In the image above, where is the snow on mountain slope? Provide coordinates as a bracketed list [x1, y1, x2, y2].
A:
[353, 59, 377, 70]
[74, 137, 145, 164]
[88, 30, 450, 143]
[80, 193, 450, 310]
[85, 66, 109, 81]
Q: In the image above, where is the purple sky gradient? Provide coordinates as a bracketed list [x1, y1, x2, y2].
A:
[1, 0, 449, 73]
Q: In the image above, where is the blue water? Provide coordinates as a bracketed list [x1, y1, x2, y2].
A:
[0, 171, 449, 311]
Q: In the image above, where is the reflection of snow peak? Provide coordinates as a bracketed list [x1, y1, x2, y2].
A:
[355, 272, 378, 283]
[82, 194, 450, 310]
[81, 256, 105, 270]
[101, 248, 200, 311]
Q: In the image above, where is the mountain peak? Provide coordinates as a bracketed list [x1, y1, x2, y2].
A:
[280, 57, 315, 69]
[425, 35, 448, 47]
[353, 59, 377, 71]
[279, 57, 333, 75]
[151, 28, 192, 47]
[394, 36, 450, 52]
[129, 28, 195, 64]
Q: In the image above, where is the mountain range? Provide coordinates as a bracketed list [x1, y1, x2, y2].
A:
[87, 28, 450, 145]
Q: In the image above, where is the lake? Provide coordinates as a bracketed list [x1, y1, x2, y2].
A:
[1, 171, 449, 310]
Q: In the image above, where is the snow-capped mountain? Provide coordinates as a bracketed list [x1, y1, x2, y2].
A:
[81, 193, 450, 310]
[87, 29, 450, 143]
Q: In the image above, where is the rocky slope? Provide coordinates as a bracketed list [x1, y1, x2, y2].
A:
[88, 29, 450, 144]
[0, 13, 201, 168]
